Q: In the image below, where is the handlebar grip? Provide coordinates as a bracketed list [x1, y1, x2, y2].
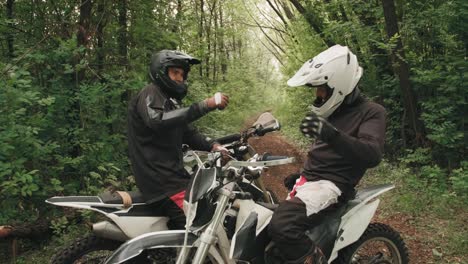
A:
[235, 192, 252, 200]
[215, 133, 242, 145]
[256, 126, 279, 136]
[260, 154, 289, 161]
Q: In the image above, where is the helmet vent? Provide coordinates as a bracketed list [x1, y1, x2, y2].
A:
[347, 53, 350, 64]
[315, 63, 323, 68]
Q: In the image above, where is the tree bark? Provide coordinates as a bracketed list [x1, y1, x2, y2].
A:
[381, 0, 425, 146]
[6, 0, 15, 58]
[118, 0, 128, 69]
[266, 0, 288, 26]
[76, 0, 92, 83]
[198, 0, 204, 77]
[219, 4, 227, 79]
[277, 0, 295, 20]
[213, 3, 218, 83]
[96, 0, 106, 77]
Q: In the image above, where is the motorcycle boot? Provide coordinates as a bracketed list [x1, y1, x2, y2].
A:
[285, 246, 327, 264]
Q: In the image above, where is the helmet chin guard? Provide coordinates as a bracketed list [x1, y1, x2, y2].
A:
[287, 45, 363, 118]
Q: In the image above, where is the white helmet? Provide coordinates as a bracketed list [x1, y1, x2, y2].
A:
[287, 45, 363, 118]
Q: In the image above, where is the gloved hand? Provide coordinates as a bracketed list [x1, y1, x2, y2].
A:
[284, 172, 301, 191]
[206, 92, 229, 110]
[211, 143, 231, 164]
[300, 112, 339, 142]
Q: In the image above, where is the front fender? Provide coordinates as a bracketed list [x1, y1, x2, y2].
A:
[105, 230, 197, 264]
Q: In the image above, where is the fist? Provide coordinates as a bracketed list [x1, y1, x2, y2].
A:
[211, 143, 231, 164]
[300, 112, 338, 142]
[206, 92, 229, 110]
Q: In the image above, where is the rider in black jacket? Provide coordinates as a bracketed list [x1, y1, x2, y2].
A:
[127, 50, 229, 229]
[269, 45, 386, 263]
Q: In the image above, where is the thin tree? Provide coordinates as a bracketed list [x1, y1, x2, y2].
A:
[381, 0, 425, 147]
[288, 0, 334, 47]
[6, 0, 15, 58]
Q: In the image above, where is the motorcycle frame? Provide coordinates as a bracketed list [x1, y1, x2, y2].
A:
[105, 184, 396, 264]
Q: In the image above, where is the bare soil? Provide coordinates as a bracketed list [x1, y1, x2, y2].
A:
[248, 131, 437, 264]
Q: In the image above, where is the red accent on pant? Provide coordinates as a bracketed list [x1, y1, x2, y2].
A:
[289, 175, 308, 198]
[169, 190, 186, 210]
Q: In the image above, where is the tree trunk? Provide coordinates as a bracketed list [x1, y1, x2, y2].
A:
[381, 0, 425, 146]
[198, 0, 204, 77]
[76, 0, 92, 83]
[118, 0, 128, 69]
[96, 0, 106, 78]
[213, 3, 218, 83]
[266, 0, 288, 26]
[6, 0, 15, 58]
[118, 0, 130, 103]
[219, 4, 227, 80]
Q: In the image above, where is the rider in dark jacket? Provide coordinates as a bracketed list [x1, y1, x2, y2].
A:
[269, 45, 386, 263]
[127, 50, 229, 229]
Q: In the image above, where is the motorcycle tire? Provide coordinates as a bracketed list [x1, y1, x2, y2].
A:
[51, 234, 121, 264]
[334, 223, 409, 264]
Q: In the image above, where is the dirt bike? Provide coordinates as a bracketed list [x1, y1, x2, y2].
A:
[46, 112, 282, 264]
[104, 150, 409, 264]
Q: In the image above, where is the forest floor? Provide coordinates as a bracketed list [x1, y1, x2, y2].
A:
[248, 131, 464, 264]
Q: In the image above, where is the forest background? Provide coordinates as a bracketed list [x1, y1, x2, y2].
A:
[0, 0, 466, 262]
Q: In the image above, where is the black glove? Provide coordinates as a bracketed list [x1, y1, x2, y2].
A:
[284, 172, 301, 191]
[300, 112, 339, 142]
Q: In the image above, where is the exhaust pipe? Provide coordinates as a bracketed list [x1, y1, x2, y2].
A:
[93, 221, 129, 242]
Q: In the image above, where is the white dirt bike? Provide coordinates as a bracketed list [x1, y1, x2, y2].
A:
[46, 113, 282, 264]
[104, 150, 409, 264]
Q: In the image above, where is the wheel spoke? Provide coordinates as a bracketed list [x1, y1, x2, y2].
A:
[351, 237, 402, 264]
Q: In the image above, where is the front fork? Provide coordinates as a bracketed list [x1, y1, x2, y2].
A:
[254, 177, 273, 203]
[177, 184, 233, 264]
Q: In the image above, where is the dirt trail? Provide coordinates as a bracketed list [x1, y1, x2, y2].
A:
[248, 131, 434, 264]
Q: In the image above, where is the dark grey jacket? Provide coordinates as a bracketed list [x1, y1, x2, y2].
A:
[302, 96, 386, 197]
[127, 83, 213, 203]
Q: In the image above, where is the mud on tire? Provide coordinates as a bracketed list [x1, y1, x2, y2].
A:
[51, 234, 121, 264]
[335, 223, 409, 264]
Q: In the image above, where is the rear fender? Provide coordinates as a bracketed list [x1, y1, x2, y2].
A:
[45, 196, 143, 215]
[328, 184, 394, 262]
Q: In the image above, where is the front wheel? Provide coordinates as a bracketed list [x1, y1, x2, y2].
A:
[51, 234, 121, 264]
[335, 223, 409, 264]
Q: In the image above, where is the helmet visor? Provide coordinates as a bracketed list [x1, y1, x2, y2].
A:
[311, 84, 333, 108]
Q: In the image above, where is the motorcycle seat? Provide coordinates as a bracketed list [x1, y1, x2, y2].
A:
[256, 202, 279, 211]
[99, 190, 146, 205]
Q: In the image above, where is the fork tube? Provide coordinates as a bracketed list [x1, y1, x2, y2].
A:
[192, 187, 232, 264]
[254, 178, 272, 203]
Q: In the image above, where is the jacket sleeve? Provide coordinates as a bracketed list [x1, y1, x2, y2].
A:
[136, 92, 211, 131]
[183, 125, 214, 151]
[329, 105, 386, 168]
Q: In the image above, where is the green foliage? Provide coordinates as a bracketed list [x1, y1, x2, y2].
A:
[450, 161, 468, 198]
[1, 0, 467, 261]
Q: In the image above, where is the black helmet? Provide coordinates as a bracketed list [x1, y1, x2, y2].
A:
[149, 50, 201, 100]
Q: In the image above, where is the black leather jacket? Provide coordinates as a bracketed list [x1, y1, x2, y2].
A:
[302, 96, 386, 197]
[127, 83, 213, 203]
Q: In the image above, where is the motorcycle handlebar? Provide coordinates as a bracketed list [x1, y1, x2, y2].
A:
[215, 126, 280, 145]
[215, 133, 242, 145]
[234, 192, 252, 200]
[256, 126, 278, 136]
[260, 155, 289, 161]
